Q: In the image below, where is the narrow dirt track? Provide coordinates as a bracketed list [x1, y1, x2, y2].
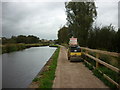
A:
[52, 46, 108, 88]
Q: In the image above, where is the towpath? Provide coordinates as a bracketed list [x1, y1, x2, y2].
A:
[52, 46, 108, 88]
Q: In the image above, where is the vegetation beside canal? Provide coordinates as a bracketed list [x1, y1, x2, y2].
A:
[81, 48, 120, 88]
[83, 55, 119, 88]
[49, 44, 58, 47]
[29, 46, 60, 88]
[1, 43, 49, 54]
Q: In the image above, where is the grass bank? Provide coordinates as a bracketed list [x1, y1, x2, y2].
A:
[49, 44, 58, 47]
[81, 49, 120, 88]
[1, 43, 49, 54]
[87, 51, 120, 69]
[82, 53, 119, 88]
[29, 46, 60, 88]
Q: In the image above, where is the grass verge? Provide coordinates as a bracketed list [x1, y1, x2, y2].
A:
[30, 47, 60, 88]
[1, 43, 49, 54]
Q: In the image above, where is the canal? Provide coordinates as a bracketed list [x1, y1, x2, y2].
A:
[2, 46, 56, 88]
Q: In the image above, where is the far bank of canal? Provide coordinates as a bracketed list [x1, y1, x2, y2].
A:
[2, 46, 56, 88]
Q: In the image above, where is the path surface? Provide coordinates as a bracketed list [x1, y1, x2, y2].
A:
[52, 46, 108, 88]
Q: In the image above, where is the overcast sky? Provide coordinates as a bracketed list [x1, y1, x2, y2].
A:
[95, 1, 118, 29]
[2, 0, 119, 40]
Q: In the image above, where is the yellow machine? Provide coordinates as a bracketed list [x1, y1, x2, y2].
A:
[68, 45, 82, 61]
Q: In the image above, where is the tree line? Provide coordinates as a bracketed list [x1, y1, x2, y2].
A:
[58, 1, 120, 53]
[2, 35, 40, 44]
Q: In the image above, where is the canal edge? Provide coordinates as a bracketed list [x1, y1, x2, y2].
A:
[28, 46, 60, 88]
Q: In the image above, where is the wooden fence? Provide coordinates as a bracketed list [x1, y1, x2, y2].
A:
[81, 47, 120, 88]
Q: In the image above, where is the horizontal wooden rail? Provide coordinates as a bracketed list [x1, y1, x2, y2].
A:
[97, 68, 120, 88]
[83, 59, 95, 69]
[83, 52, 120, 73]
[83, 58, 120, 88]
[103, 74, 119, 88]
[81, 47, 120, 87]
[81, 47, 119, 57]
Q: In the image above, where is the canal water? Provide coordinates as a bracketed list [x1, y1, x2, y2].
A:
[2, 46, 56, 88]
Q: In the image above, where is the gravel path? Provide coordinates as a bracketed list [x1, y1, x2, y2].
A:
[52, 46, 108, 88]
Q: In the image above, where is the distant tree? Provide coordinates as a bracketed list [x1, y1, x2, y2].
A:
[10, 36, 17, 43]
[58, 26, 69, 44]
[27, 35, 39, 44]
[54, 39, 59, 44]
[116, 28, 120, 52]
[2, 37, 7, 44]
[2, 35, 40, 44]
[16, 35, 27, 43]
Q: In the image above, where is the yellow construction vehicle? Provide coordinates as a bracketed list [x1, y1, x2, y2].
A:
[68, 36, 82, 61]
[68, 45, 82, 61]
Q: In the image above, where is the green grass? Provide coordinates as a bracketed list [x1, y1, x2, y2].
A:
[83, 61, 118, 88]
[33, 77, 40, 82]
[32, 47, 60, 88]
[93, 69, 117, 88]
[61, 43, 69, 48]
[1, 43, 49, 54]
[2, 44, 26, 54]
[87, 50, 120, 69]
[99, 54, 120, 69]
[98, 66, 119, 83]
[83, 48, 120, 68]
[83, 54, 96, 67]
[84, 62, 94, 70]
[82, 48, 120, 88]
[49, 44, 59, 47]
[88, 51, 96, 57]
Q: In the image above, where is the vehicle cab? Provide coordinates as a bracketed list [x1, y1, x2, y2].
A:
[68, 45, 82, 61]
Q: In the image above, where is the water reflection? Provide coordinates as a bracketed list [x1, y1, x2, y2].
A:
[2, 46, 56, 88]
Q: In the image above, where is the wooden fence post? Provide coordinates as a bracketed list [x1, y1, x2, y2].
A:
[95, 53, 99, 69]
[85, 50, 88, 54]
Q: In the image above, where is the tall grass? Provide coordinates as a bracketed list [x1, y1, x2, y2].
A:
[88, 51, 120, 69]
[93, 69, 116, 88]
[99, 66, 119, 83]
[2, 43, 49, 54]
[2, 44, 26, 54]
[84, 61, 117, 88]
[82, 52, 119, 88]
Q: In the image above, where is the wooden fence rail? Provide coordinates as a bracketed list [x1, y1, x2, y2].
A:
[81, 48, 120, 88]
[83, 52, 120, 73]
[81, 47, 119, 57]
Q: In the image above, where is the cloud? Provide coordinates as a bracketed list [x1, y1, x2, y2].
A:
[118, 1, 120, 28]
[2, 2, 67, 39]
[2, 1, 118, 39]
[95, 1, 118, 29]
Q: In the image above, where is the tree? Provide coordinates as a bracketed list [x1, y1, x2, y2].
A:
[2, 37, 7, 44]
[116, 28, 120, 52]
[58, 26, 69, 44]
[16, 35, 27, 43]
[88, 25, 117, 51]
[27, 35, 39, 44]
[65, 1, 97, 46]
